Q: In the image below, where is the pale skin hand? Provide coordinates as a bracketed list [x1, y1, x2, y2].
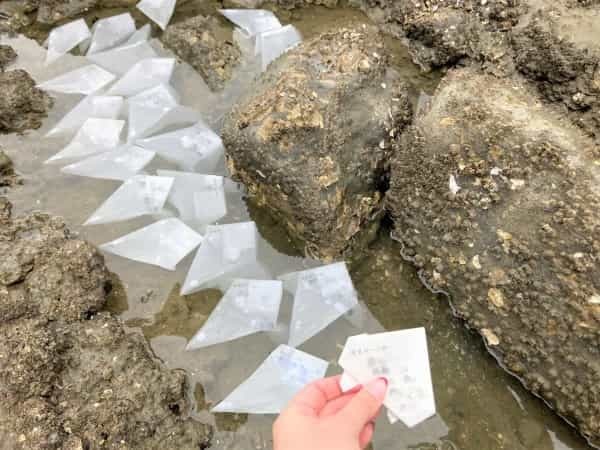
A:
[273, 375, 388, 450]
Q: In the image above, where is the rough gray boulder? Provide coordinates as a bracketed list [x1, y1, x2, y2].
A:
[161, 14, 241, 92]
[0, 203, 213, 449]
[0, 45, 16, 71]
[387, 67, 600, 446]
[0, 69, 53, 134]
[222, 26, 412, 260]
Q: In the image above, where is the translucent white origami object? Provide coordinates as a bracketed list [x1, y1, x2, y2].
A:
[219, 9, 281, 37]
[126, 84, 180, 141]
[87, 40, 157, 75]
[156, 171, 226, 225]
[137, 123, 224, 172]
[99, 218, 203, 270]
[45, 19, 91, 65]
[257, 25, 302, 71]
[87, 13, 136, 55]
[125, 24, 152, 45]
[181, 221, 263, 295]
[61, 145, 155, 181]
[84, 174, 173, 225]
[138, 106, 201, 139]
[37, 65, 116, 95]
[46, 95, 124, 137]
[137, 0, 177, 30]
[186, 279, 283, 350]
[107, 58, 175, 97]
[212, 344, 328, 414]
[46, 118, 124, 163]
[279, 262, 359, 348]
[338, 328, 436, 428]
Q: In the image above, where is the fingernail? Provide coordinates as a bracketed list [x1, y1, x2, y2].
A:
[365, 377, 388, 400]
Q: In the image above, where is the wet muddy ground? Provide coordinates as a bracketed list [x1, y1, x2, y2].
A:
[0, 1, 598, 449]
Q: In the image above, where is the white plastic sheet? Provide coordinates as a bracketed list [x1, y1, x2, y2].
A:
[279, 262, 359, 347]
[100, 218, 203, 270]
[186, 279, 283, 350]
[37, 64, 116, 95]
[46, 118, 124, 163]
[45, 19, 91, 65]
[46, 95, 124, 137]
[87, 13, 136, 55]
[212, 344, 328, 414]
[137, 123, 224, 172]
[181, 221, 263, 295]
[137, 0, 177, 30]
[156, 171, 227, 226]
[138, 105, 201, 139]
[107, 58, 175, 97]
[257, 25, 302, 71]
[87, 40, 157, 75]
[338, 328, 436, 428]
[61, 145, 155, 181]
[125, 24, 152, 45]
[84, 174, 173, 225]
[219, 9, 281, 37]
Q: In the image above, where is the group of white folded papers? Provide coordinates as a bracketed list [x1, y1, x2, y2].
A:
[35, 7, 436, 428]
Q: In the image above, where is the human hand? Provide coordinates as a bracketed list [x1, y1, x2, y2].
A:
[273, 375, 388, 450]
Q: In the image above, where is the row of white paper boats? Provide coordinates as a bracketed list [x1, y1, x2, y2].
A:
[36, 9, 436, 428]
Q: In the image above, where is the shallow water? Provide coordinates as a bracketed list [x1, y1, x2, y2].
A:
[0, 3, 593, 450]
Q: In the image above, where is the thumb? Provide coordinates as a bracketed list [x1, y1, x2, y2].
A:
[337, 377, 388, 431]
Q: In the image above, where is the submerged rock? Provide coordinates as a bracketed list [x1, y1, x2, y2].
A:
[0, 149, 20, 187]
[0, 203, 213, 449]
[0, 69, 53, 133]
[222, 26, 412, 260]
[388, 67, 600, 446]
[0, 45, 16, 71]
[161, 14, 242, 91]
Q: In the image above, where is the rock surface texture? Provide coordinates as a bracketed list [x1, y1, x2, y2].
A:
[387, 67, 600, 447]
[222, 26, 412, 260]
[0, 69, 53, 134]
[161, 14, 241, 92]
[0, 203, 213, 449]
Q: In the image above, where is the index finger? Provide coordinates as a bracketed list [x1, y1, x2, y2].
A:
[287, 375, 344, 416]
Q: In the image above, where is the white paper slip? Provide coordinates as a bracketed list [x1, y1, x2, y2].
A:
[125, 24, 152, 46]
[107, 58, 176, 97]
[46, 95, 124, 137]
[186, 279, 283, 350]
[279, 262, 359, 348]
[45, 19, 91, 65]
[212, 344, 328, 414]
[137, 123, 224, 172]
[257, 25, 302, 71]
[87, 13, 136, 55]
[137, 0, 177, 30]
[339, 371, 400, 424]
[61, 146, 155, 181]
[126, 83, 180, 142]
[181, 221, 265, 295]
[46, 118, 124, 163]
[219, 9, 282, 37]
[99, 218, 203, 270]
[87, 40, 157, 75]
[338, 328, 436, 428]
[37, 64, 116, 95]
[84, 175, 173, 225]
[156, 171, 227, 226]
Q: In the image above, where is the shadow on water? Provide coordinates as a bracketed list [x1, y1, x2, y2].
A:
[0, 1, 593, 449]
